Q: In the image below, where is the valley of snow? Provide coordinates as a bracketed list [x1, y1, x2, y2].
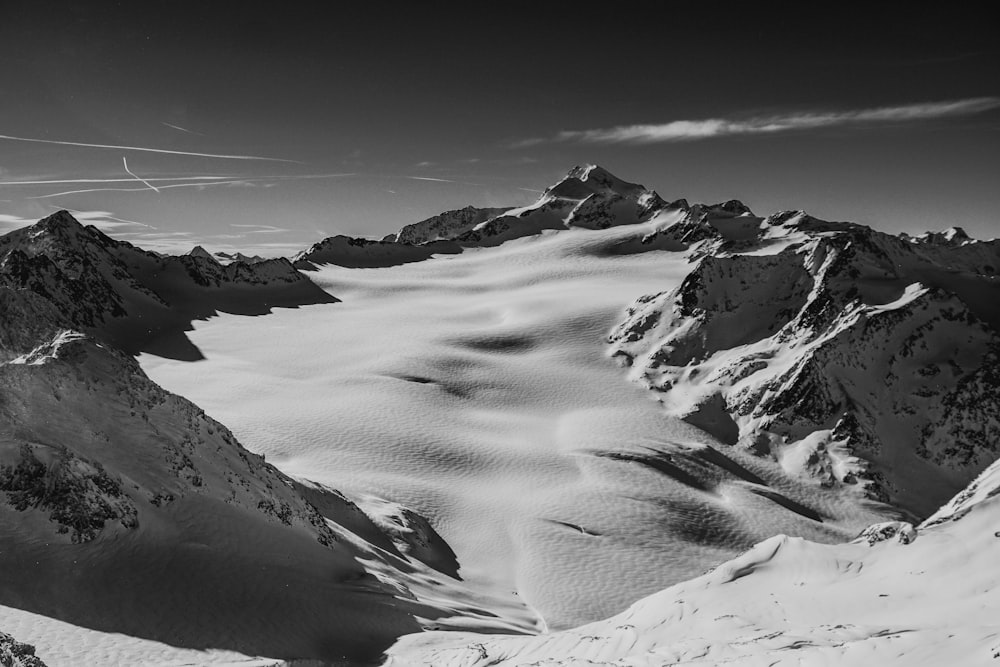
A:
[4, 165, 998, 665]
[140, 214, 888, 632]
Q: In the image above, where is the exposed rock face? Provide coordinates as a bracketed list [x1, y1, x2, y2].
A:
[293, 235, 461, 269]
[386, 205, 511, 245]
[855, 521, 917, 545]
[0, 211, 337, 360]
[610, 215, 1000, 517]
[0, 330, 342, 546]
[0, 632, 46, 667]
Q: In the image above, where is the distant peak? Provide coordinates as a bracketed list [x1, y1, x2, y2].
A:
[909, 226, 975, 246]
[188, 245, 219, 262]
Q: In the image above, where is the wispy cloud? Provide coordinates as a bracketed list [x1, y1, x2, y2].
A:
[517, 97, 1000, 146]
[59, 208, 155, 231]
[0, 133, 300, 162]
[230, 224, 290, 234]
[0, 213, 33, 230]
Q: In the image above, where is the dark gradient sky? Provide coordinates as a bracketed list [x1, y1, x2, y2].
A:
[1, 2, 998, 254]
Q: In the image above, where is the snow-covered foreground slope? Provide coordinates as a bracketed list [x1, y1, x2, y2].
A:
[141, 202, 892, 634]
[386, 460, 1000, 666]
[0, 331, 445, 664]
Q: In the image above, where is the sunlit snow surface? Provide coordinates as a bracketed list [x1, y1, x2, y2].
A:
[141, 222, 885, 631]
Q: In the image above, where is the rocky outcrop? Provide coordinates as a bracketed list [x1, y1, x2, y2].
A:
[0, 211, 337, 360]
[0, 632, 46, 667]
[293, 235, 461, 269]
[385, 205, 510, 245]
[610, 219, 1000, 517]
[854, 521, 917, 545]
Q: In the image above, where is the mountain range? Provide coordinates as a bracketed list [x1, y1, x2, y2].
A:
[1, 165, 997, 666]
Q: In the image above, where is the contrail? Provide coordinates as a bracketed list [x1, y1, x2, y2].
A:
[0, 132, 300, 162]
[123, 157, 160, 193]
[405, 175, 457, 183]
[24, 173, 360, 199]
[162, 122, 201, 135]
[0, 176, 236, 186]
[27, 179, 260, 199]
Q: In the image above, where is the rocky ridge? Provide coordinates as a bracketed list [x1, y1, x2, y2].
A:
[0, 211, 337, 360]
[609, 209, 1000, 517]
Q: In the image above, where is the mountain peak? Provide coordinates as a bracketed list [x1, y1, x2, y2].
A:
[37, 210, 82, 229]
[546, 164, 647, 200]
[187, 245, 219, 262]
[30, 210, 89, 240]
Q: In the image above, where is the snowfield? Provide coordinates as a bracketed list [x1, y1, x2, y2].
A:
[140, 207, 887, 631]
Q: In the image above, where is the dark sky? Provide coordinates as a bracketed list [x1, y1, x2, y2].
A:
[1, 2, 998, 253]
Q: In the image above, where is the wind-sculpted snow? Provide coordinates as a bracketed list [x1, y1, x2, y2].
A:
[141, 197, 893, 638]
[386, 470, 1000, 666]
[610, 212, 1000, 517]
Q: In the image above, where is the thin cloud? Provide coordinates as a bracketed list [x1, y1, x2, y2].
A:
[0, 132, 300, 162]
[230, 224, 290, 234]
[520, 97, 1000, 145]
[54, 207, 154, 229]
[0, 213, 34, 229]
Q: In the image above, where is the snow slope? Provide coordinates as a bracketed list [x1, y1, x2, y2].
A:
[386, 459, 1000, 666]
[0, 330, 444, 664]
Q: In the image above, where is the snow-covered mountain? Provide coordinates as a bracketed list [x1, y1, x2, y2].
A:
[3, 166, 999, 665]
[451, 164, 667, 247]
[293, 165, 669, 268]
[0, 327, 450, 662]
[609, 211, 1000, 518]
[384, 205, 511, 245]
[292, 235, 461, 269]
[0, 211, 336, 360]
